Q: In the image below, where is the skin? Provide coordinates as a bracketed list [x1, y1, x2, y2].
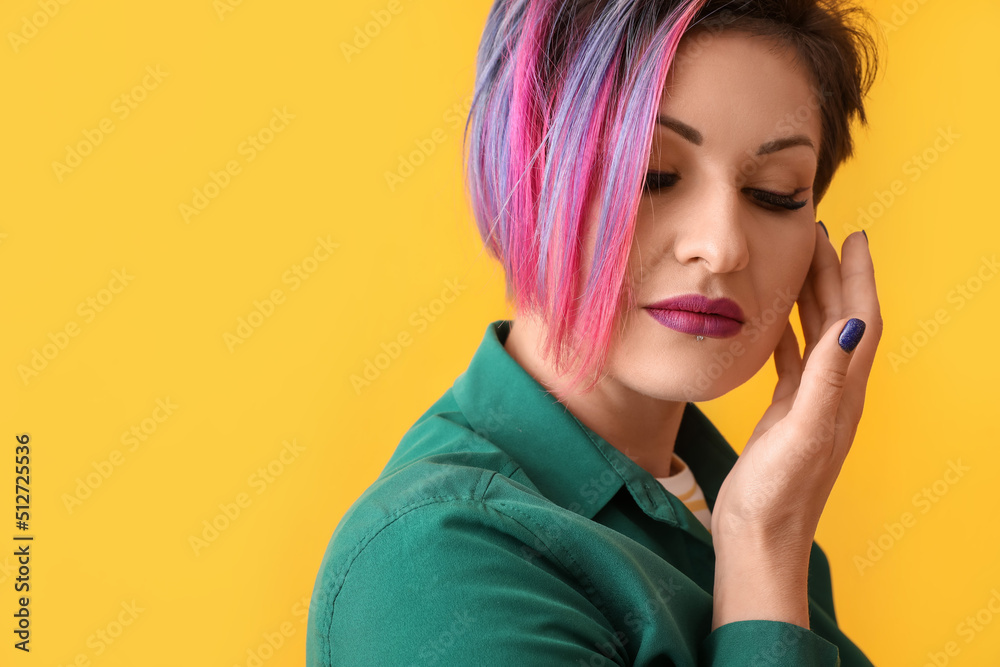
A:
[504, 30, 882, 629]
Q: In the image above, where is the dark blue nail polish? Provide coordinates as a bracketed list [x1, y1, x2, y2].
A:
[817, 220, 829, 239]
[862, 229, 868, 242]
[838, 318, 866, 353]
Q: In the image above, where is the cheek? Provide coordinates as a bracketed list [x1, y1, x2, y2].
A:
[760, 227, 814, 290]
[787, 236, 816, 295]
[749, 233, 813, 330]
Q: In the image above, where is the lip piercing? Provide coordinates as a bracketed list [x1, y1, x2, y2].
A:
[696, 336, 704, 341]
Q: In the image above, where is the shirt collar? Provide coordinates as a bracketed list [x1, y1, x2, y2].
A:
[449, 320, 741, 545]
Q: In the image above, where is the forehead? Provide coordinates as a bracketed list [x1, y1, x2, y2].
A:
[659, 30, 821, 150]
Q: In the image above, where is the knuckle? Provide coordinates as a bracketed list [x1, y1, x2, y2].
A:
[816, 365, 849, 391]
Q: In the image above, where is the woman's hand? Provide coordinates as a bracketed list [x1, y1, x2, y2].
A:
[713, 224, 881, 541]
[709, 224, 882, 629]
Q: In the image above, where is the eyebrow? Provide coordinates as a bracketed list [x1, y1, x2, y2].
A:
[656, 113, 816, 156]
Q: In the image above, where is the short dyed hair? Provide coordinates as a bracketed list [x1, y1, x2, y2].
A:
[462, 0, 880, 393]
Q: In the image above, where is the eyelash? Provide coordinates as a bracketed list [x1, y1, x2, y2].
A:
[643, 171, 809, 212]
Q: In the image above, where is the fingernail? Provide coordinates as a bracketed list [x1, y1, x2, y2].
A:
[817, 220, 829, 239]
[838, 318, 866, 353]
[862, 229, 868, 243]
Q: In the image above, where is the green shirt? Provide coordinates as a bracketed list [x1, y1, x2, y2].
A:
[307, 320, 874, 666]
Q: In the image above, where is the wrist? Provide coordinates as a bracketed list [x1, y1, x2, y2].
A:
[712, 508, 817, 555]
[711, 539, 812, 631]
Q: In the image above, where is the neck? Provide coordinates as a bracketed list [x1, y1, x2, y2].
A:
[503, 314, 686, 479]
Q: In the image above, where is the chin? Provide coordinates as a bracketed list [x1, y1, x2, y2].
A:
[607, 334, 769, 402]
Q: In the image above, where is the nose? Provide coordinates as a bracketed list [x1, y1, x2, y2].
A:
[671, 184, 750, 274]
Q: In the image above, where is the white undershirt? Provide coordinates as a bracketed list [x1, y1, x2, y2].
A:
[654, 453, 712, 534]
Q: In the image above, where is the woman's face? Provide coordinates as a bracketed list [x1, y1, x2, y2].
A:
[585, 30, 823, 401]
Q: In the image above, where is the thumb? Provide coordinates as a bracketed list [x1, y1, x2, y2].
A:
[790, 317, 867, 423]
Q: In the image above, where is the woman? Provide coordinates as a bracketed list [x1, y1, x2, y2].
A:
[308, 0, 882, 664]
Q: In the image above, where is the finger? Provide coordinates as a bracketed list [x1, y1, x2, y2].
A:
[747, 321, 803, 445]
[802, 222, 844, 366]
[797, 268, 821, 350]
[771, 319, 802, 405]
[796, 224, 827, 346]
[838, 231, 882, 415]
[788, 315, 867, 456]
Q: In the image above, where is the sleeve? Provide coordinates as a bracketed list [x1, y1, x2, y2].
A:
[697, 539, 843, 666]
[307, 495, 846, 666]
[700, 621, 841, 666]
[308, 497, 630, 667]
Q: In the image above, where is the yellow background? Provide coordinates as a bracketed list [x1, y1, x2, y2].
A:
[1, 0, 997, 665]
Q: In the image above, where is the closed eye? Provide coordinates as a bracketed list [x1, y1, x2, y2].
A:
[643, 171, 809, 212]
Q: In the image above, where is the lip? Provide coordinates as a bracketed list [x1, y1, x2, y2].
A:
[643, 294, 746, 339]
